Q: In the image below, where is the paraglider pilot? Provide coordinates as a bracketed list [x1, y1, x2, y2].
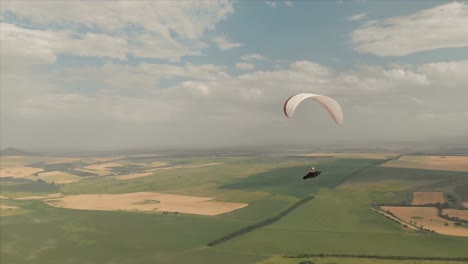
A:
[303, 166, 321, 180]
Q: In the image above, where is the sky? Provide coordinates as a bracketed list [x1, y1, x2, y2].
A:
[1, 0, 468, 151]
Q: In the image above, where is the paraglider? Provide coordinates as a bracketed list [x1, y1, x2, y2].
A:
[283, 93, 343, 125]
[303, 167, 322, 180]
[283, 93, 343, 180]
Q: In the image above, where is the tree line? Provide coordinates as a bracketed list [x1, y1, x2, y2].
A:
[207, 195, 314, 247]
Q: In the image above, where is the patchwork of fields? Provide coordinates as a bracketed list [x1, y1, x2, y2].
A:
[381, 155, 468, 172]
[1, 153, 468, 264]
[381, 206, 468, 237]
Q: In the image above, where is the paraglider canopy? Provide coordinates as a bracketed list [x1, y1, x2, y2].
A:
[283, 93, 343, 125]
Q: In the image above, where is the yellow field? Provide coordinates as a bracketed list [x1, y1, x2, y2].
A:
[303, 152, 400, 159]
[80, 157, 123, 164]
[16, 193, 63, 200]
[115, 172, 154, 180]
[0, 166, 44, 178]
[150, 161, 170, 167]
[442, 209, 468, 221]
[44, 192, 248, 216]
[83, 162, 122, 171]
[371, 208, 419, 230]
[149, 162, 223, 171]
[43, 158, 82, 164]
[0, 202, 29, 217]
[31, 171, 82, 184]
[381, 206, 468, 237]
[412, 192, 445, 205]
[0, 204, 21, 217]
[381, 155, 468, 172]
[75, 168, 109, 176]
[0, 205, 19, 210]
[113, 162, 224, 181]
[79, 160, 196, 180]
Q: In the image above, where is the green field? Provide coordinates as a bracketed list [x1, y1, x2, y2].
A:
[215, 189, 468, 258]
[260, 256, 468, 264]
[1, 154, 468, 264]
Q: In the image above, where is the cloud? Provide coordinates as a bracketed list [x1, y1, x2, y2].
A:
[3, 57, 467, 149]
[241, 53, 266, 61]
[266, 1, 277, 8]
[235, 63, 255, 70]
[284, 1, 294, 7]
[348, 13, 367, 21]
[350, 2, 468, 56]
[213, 35, 244, 50]
[0, 1, 235, 61]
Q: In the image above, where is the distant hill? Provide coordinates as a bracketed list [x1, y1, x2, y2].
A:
[0, 148, 40, 156]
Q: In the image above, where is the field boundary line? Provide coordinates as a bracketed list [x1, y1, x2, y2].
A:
[207, 195, 314, 247]
[285, 253, 468, 262]
[335, 154, 405, 187]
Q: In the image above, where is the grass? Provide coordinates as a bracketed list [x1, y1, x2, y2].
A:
[27, 171, 82, 184]
[58, 157, 327, 195]
[0, 179, 59, 193]
[0, 202, 252, 264]
[221, 158, 381, 198]
[2, 154, 468, 264]
[216, 189, 468, 258]
[258, 256, 468, 264]
[346, 166, 467, 184]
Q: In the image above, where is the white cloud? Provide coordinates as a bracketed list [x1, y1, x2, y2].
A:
[241, 53, 266, 61]
[235, 63, 255, 70]
[348, 13, 367, 21]
[0, 23, 59, 67]
[4, 59, 467, 149]
[350, 2, 468, 56]
[213, 35, 244, 50]
[0, 1, 234, 61]
[180, 81, 211, 95]
[266, 1, 277, 8]
[2, 5, 468, 151]
[284, 1, 294, 7]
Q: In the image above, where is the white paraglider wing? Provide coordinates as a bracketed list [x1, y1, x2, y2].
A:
[283, 93, 343, 125]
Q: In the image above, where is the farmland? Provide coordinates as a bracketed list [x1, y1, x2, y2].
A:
[381, 155, 468, 172]
[412, 191, 445, 205]
[45, 192, 248, 216]
[442, 209, 468, 221]
[381, 206, 468, 237]
[1, 153, 468, 264]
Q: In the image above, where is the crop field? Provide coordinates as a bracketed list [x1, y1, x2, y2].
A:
[216, 189, 468, 258]
[412, 191, 446, 205]
[0, 156, 65, 166]
[83, 162, 123, 171]
[381, 206, 468, 237]
[381, 155, 468, 172]
[258, 256, 467, 264]
[44, 192, 248, 215]
[259, 256, 468, 264]
[442, 209, 468, 221]
[0, 166, 44, 178]
[32, 171, 82, 184]
[1, 153, 468, 264]
[303, 152, 401, 159]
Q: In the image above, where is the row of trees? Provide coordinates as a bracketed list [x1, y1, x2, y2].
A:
[207, 195, 315, 247]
